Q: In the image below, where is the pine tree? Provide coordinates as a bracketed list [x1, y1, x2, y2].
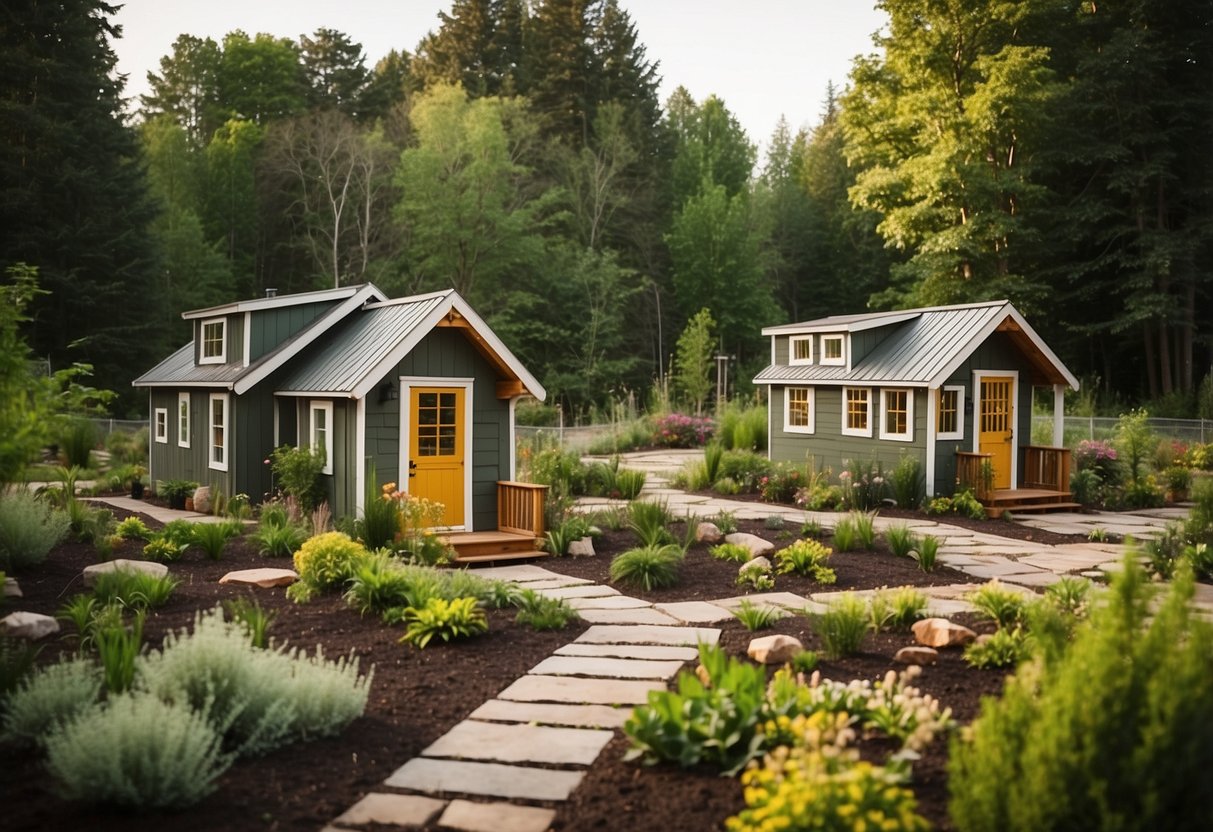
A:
[412, 0, 525, 97]
[141, 34, 224, 148]
[299, 28, 371, 116]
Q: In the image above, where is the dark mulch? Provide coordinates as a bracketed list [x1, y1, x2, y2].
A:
[1, 504, 1041, 832]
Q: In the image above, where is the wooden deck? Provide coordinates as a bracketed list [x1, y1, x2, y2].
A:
[442, 530, 547, 564]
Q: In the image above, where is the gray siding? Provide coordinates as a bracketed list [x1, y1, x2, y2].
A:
[147, 389, 234, 497]
[232, 387, 275, 503]
[192, 315, 242, 366]
[248, 301, 333, 362]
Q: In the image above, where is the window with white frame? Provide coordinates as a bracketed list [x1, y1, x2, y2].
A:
[177, 392, 191, 448]
[209, 393, 228, 471]
[789, 336, 813, 365]
[200, 318, 226, 364]
[842, 387, 871, 437]
[154, 408, 168, 443]
[784, 387, 814, 433]
[310, 400, 333, 475]
[937, 386, 964, 440]
[821, 335, 845, 365]
[880, 388, 913, 441]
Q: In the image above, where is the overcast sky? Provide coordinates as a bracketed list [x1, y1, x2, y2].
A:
[112, 0, 888, 151]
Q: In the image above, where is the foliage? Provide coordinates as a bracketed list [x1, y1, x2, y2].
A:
[716, 402, 768, 452]
[890, 454, 923, 509]
[736, 564, 776, 592]
[142, 536, 186, 563]
[1073, 439, 1121, 485]
[93, 609, 144, 693]
[399, 597, 488, 649]
[113, 516, 152, 541]
[869, 586, 928, 632]
[964, 627, 1031, 670]
[760, 462, 805, 504]
[1, 656, 101, 747]
[44, 692, 230, 809]
[0, 637, 40, 709]
[289, 532, 369, 602]
[851, 510, 877, 549]
[270, 445, 326, 513]
[719, 451, 772, 493]
[91, 570, 179, 609]
[926, 489, 988, 521]
[1042, 577, 1092, 619]
[614, 468, 646, 499]
[610, 544, 683, 591]
[222, 597, 276, 649]
[159, 479, 199, 501]
[60, 418, 97, 469]
[1069, 468, 1103, 507]
[838, 459, 887, 511]
[190, 519, 242, 560]
[512, 589, 579, 631]
[627, 500, 674, 547]
[733, 600, 783, 631]
[651, 412, 715, 448]
[814, 593, 869, 659]
[790, 651, 819, 675]
[0, 491, 70, 571]
[831, 516, 857, 552]
[672, 308, 716, 415]
[948, 553, 1213, 831]
[344, 552, 418, 617]
[360, 469, 400, 551]
[544, 514, 593, 557]
[711, 509, 739, 535]
[911, 535, 937, 575]
[710, 542, 753, 564]
[775, 539, 835, 584]
[967, 581, 1027, 630]
[885, 523, 918, 559]
[1114, 409, 1155, 486]
[249, 517, 309, 558]
[801, 519, 824, 539]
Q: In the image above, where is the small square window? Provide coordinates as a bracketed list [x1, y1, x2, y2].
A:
[200, 318, 226, 364]
[842, 387, 871, 437]
[821, 335, 845, 365]
[784, 387, 814, 433]
[789, 336, 813, 365]
[880, 388, 913, 442]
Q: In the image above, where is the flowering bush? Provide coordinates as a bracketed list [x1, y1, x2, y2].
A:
[1073, 439, 1122, 487]
[839, 459, 887, 510]
[760, 463, 803, 503]
[651, 412, 714, 448]
[380, 483, 451, 565]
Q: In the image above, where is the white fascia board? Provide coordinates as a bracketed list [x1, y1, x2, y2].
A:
[928, 303, 1080, 391]
[131, 381, 236, 389]
[181, 284, 383, 320]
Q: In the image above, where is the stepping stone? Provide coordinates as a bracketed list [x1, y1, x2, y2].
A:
[962, 560, 1046, 579]
[468, 699, 633, 729]
[465, 565, 565, 583]
[653, 601, 735, 624]
[711, 592, 809, 612]
[499, 674, 663, 705]
[334, 793, 446, 827]
[925, 599, 976, 616]
[423, 720, 613, 766]
[566, 595, 651, 610]
[439, 799, 556, 832]
[555, 643, 699, 661]
[1002, 571, 1063, 588]
[575, 607, 680, 625]
[529, 655, 685, 679]
[920, 584, 984, 600]
[575, 624, 721, 647]
[520, 577, 593, 590]
[82, 558, 168, 588]
[384, 758, 582, 802]
[218, 567, 297, 588]
[535, 584, 620, 600]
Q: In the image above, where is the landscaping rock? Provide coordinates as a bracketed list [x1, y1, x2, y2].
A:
[3, 577, 21, 598]
[193, 485, 212, 514]
[740, 556, 772, 575]
[82, 559, 169, 588]
[747, 634, 803, 665]
[911, 617, 977, 648]
[725, 532, 774, 557]
[568, 536, 596, 557]
[1, 611, 60, 640]
[894, 646, 939, 666]
[219, 568, 298, 588]
[695, 522, 723, 544]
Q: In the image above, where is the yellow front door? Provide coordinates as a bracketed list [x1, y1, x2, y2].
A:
[978, 376, 1014, 490]
[409, 387, 464, 527]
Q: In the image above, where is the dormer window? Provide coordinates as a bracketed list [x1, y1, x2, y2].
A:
[200, 318, 226, 365]
[821, 334, 845, 366]
[789, 336, 813, 365]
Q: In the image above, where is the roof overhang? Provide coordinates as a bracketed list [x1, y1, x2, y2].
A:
[182, 284, 367, 320]
[929, 306, 1079, 390]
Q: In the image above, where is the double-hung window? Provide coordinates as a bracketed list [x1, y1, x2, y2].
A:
[310, 401, 333, 475]
[784, 387, 814, 433]
[842, 387, 871, 437]
[154, 408, 168, 443]
[209, 393, 228, 471]
[937, 386, 964, 440]
[200, 318, 226, 364]
[177, 393, 191, 448]
[880, 388, 913, 441]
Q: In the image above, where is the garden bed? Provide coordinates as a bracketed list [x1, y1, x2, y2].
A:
[3, 509, 1056, 831]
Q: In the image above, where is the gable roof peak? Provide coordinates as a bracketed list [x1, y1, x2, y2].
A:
[182, 283, 388, 320]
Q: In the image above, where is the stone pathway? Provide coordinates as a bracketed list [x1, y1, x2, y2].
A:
[89, 495, 238, 525]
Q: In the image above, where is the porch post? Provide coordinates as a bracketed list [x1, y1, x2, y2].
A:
[1052, 384, 1065, 446]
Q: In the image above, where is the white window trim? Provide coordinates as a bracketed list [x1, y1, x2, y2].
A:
[310, 400, 334, 476]
[177, 393, 191, 448]
[820, 334, 846, 366]
[841, 387, 872, 438]
[199, 317, 227, 365]
[788, 335, 813, 366]
[937, 385, 965, 441]
[154, 408, 168, 444]
[879, 388, 914, 442]
[783, 386, 815, 434]
[209, 393, 228, 472]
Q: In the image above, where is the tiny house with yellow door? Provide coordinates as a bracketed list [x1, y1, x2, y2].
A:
[754, 300, 1081, 512]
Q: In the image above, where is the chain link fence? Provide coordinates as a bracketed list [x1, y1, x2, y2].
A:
[1032, 415, 1211, 446]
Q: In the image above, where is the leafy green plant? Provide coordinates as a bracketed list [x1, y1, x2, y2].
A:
[710, 542, 753, 563]
[91, 569, 179, 609]
[222, 597, 275, 649]
[1, 656, 101, 747]
[400, 597, 488, 648]
[713, 476, 742, 495]
[610, 544, 683, 590]
[628, 499, 674, 547]
[513, 589, 579, 631]
[1042, 576, 1091, 618]
[800, 518, 823, 539]
[544, 514, 592, 557]
[0, 491, 70, 571]
[733, 600, 783, 630]
[359, 468, 399, 550]
[831, 516, 857, 552]
[737, 564, 776, 591]
[852, 510, 877, 549]
[763, 514, 785, 530]
[250, 517, 309, 558]
[269, 444, 326, 512]
[93, 609, 144, 693]
[190, 519, 242, 560]
[615, 469, 647, 500]
[623, 643, 768, 776]
[790, 650, 819, 674]
[56, 594, 101, 649]
[885, 523, 918, 559]
[711, 509, 739, 534]
[44, 692, 231, 808]
[288, 531, 369, 602]
[703, 441, 725, 485]
[344, 551, 414, 616]
[869, 586, 928, 631]
[967, 580, 1027, 629]
[112, 515, 152, 541]
[0, 637, 40, 708]
[963, 628, 1030, 669]
[890, 454, 923, 509]
[913, 534, 940, 572]
[815, 593, 869, 659]
[142, 536, 186, 562]
[775, 539, 836, 583]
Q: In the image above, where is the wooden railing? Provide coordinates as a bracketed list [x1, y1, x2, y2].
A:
[1023, 446, 1071, 493]
[497, 481, 547, 537]
[956, 451, 994, 501]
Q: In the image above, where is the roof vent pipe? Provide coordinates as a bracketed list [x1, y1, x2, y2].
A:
[265, 288, 278, 298]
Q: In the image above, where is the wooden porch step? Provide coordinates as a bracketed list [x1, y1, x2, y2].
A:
[1001, 501, 1083, 515]
[455, 549, 549, 565]
[443, 531, 546, 562]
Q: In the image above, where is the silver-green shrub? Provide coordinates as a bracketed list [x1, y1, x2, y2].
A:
[44, 692, 230, 808]
[2, 656, 101, 747]
[0, 491, 70, 570]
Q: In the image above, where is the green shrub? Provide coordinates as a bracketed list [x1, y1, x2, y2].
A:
[66, 499, 113, 545]
[113, 516, 152, 541]
[736, 563, 775, 591]
[760, 462, 806, 503]
[703, 441, 725, 485]
[0, 491, 70, 571]
[967, 580, 1027, 629]
[222, 597, 275, 649]
[733, 600, 783, 630]
[948, 554, 1213, 831]
[344, 551, 415, 616]
[964, 627, 1030, 669]
[913, 534, 940, 572]
[815, 593, 869, 659]
[627, 499, 674, 547]
[885, 523, 918, 559]
[249, 518, 308, 559]
[0, 636, 40, 704]
[852, 510, 877, 549]
[775, 539, 836, 583]
[400, 597, 488, 648]
[763, 514, 785, 530]
[288, 531, 369, 602]
[712, 476, 742, 495]
[719, 451, 772, 493]
[610, 544, 683, 590]
[44, 692, 231, 809]
[869, 586, 928, 631]
[801, 518, 824, 539]
[93, 609, 144, 693]
[91, 569, 179, 609]
[831, 516, 857, 552]
[360, 470, 399, 551]
[142, 536, 185, 562]
[710, 542, 752, 563]
[839, 458, 888, 510]
[190, 519, 242, 560]
[60, 418, 97, 469]
[711, 509, 739, 534]
[1042, 576, 1091, 618]
[513, 589, 579, 631]
[615, 469, 646, 500]
[890, 454, 923, 509]
[790, 650, 819, 674]
[269, 444, 326, 512]
[1, 656, 101, 747]
[544, 514, 592, 557]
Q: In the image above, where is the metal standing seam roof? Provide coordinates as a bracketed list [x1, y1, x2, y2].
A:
[275, 294, 449, 393]
[131, 342, 248, 387]
[754, 302, 1037, 387]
